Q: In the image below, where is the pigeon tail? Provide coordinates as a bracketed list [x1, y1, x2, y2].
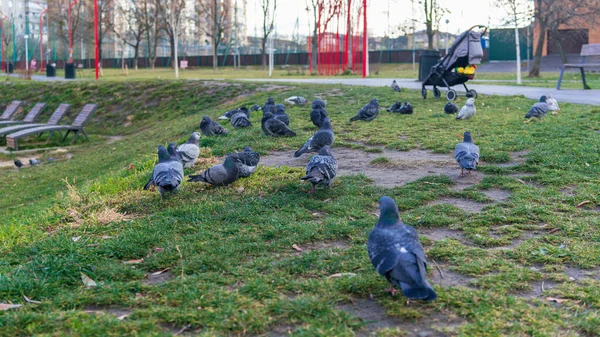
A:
[283, 129, 297, 137]
[294, 148, 306, 158]
[143, 179, 154, 190]
[349, 115, 360, 122]
[400, 283, 438, 301]
[188, 174, 208, 183]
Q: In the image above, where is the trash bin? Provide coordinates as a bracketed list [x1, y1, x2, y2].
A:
[46, 64, 56, 77]
[65, 63, 76, 79]
[418, 50, 441, 82]
[6, 62, 14, 74]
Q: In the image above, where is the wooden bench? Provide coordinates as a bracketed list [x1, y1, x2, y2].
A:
[557, 44, 600, 89]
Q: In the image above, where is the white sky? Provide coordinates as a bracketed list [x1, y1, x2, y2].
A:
[247, 0, 515, 38]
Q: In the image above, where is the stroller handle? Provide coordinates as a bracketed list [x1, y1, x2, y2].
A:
[468, 25, 488, 35]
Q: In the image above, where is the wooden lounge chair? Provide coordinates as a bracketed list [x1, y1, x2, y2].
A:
[0, 103, 71, 137]
[0, 103, 46, 126]
[6, 104, 98, 151]
[0, 101, 24, 121]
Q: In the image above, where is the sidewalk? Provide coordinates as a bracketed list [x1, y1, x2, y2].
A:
[241, 78, 600, 105]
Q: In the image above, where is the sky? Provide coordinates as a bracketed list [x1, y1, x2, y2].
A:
[247, 0, 514, 39]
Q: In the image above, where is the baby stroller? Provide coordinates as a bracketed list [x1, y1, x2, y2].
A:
[421, 25, 488, 101]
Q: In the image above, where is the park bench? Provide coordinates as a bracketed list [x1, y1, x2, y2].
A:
[0, 101, 23, 122]
[557, 44, 600, 89]
[0, 103, 70, 137]
[0, 103, 46, 126]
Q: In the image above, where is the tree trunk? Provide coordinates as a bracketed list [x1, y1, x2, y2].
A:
[426, 24, 434, 50]
[212, 37, 218, 70]
[550, 28, 568, 64]
[133, 44, 139, 70]
[168, 33, 175, 68]
[528, 23, 545, 77]
[261, 39, 267, 70]
[311, 30, 318, 72]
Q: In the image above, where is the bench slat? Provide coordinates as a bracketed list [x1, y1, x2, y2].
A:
[581, 44, 600, 57]
[563, 63, 600, 67]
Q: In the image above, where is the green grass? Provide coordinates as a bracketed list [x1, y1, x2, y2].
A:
[0, 80, 599, 336]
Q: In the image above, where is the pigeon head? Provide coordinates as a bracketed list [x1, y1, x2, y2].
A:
[239, 106, 249, 113]
[404, 101, 411, 106]
[318, 145, 332, 156]
[321, 117, 332, 130]
[266, 97, 275, 105]
[540, 95, 547, 103]
[262, 110, 274, 119]
[392, 80, 397, 83]
[370, 98, 378, 104]
[251, 104, 262, 111]
[189, 132, 201, 144]
[244, 146, 252, 152]
[377, 196, 400, 227]
[157, 145, 170, 161]
[224, 155, 238, 170]
[466, 98, 475, 106]
[463, 131, 473, 143]
[200, 116, 211, 127]
[167, 142, 178, 157]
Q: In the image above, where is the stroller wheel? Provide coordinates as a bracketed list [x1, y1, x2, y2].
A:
[433, 88, 441, 98]
[446, 89, 457, 101]
[421, 88, 427, 99]
[468, 89, 478, 99]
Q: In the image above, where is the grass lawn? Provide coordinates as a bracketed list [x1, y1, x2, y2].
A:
[1, 80, 600, 336]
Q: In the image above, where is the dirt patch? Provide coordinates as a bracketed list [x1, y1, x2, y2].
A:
[106, 135, 124, 144]
[559, 186, 576, 197]
[429, 268, 475, 289]
[565, 267, 598, 281]
[0, 156, 39, 168]
[93, 208, 132, 225]
[430, 197, 487, 213]
[266, 324, 298, 337]
[260, 147, 464, 188]
[84, 306, 132, 319]
[450, 171, 484, 191]
[421, 228, 465, 242]
[516, 279, 559, 299]
[144, 271, 174, 285]
[482, 189, 512, 202]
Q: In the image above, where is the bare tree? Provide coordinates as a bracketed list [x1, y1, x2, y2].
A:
[197, 0, 231, 70]
[306, 0, 342, 72]
[160, 0, 185, 70]
[259, 0, 277, 69]
[529, 0, 600, 77]
[139, 0, 162, 69]
[420, 0, 447, 50]
[115, 0, 147, 70]
[496, 0, 532, 84]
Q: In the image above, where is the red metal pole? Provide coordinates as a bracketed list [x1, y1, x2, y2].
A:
[68, 0, 77, 63]
[94, 0, 99, 80]
[317, 2, 322, 75]
[362, 0, 367, 78]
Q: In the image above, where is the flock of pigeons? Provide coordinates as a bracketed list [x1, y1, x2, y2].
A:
[141, 82, 561, 300]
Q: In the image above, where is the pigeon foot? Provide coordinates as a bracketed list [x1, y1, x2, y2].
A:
[386, 285, 397, 296]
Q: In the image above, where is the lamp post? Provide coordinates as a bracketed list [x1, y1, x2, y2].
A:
[24, 34, 29, 71]
[68, 0, 77, 63]
[35, 2, 48, 72]
[0, 13, 7, 71]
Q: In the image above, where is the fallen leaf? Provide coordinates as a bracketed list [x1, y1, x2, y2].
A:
[72, 236, 82, 242]
[548, 228, 561, 234]
[585, 162, 590, 167]
[128, 164, 135, 170]
[116, 314, 130, 320]
[153, 247, 164, 253]
[546, 297, 567, 304]
[576, 200, 591, 208]
[123, 259, 144, 265]
[0, 303, 21, 311]
[292, 244, 303, 252]
[236, 186, 245, 193]
[81, 273, 98, 287]
[151, 268, 170, 276]
[23, 295, 41, 304]
[327, 272, 357, 278]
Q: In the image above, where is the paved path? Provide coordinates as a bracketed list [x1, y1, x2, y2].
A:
[241, 78, 600, 105]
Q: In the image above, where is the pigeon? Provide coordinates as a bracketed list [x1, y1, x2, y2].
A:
[261, 111, 296, 137]
[444, 101, 459, 114]
[47, 157, 57, 162]
[218, 106, 249, 120]
[454, 131, 480, 177]
[350, 98, 380, 122]
[301, 146, 338, 193]
[310, 107, 328, 128]
[456, 98, 476, 120]
[525, 96, 550, 119]
[188, 154, 239, 186]
[262, 97, 276, 113]
[546, 95, 560, 113]
[294, 117, 334, 157]
[200, 116, 228, 136]
[284, 96, 308, 105]
[367, 196, 437, 301]
[387, 102, 402, 113]
[14, 159, 23, 168]
[230, 111, 252, 128]
[144, 145, 185, 197]
[398, 101, 413, 115]
[232, 146, 260, 178]
[391, 80, 401, 92]
[312, 99, 327, 109]
[29, 159, 41, 166]
[272, 104, 290, 126]
[177, 132, 201, 168]
[250, 104, 262, 112]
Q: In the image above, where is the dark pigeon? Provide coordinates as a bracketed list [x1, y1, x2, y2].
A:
[200, 116, 228, 136]
[29, 159, 41, 166]
[250, 104, 262, 112]
[310, 107, 328, 128]
[350, 98, 380, 122]
[232, 146, 260, 178]
[14, 159, 23, 168]
[177, 132, 201, 168]
[230, 111, 252, 128]
[525, 95, 550, 119]
[262, 97, 276, 113]
[454, 131, 480, 177]
[387, 102, 402, 113]
[367, 196, 438, 301]
[273, 104, 290, 125]
[261, 111, 296, 137]
[188, 154, 239, 186]
[301, 146, 337, 193]
[444, 101, 459, 114]
[398, 101, 413, 115]
[294, 117, 334, 157]
[144, 145, 184, 197]
[219, 106, 249, 120]
[391, 80, 401, 92]
[312, 99, 327, 109]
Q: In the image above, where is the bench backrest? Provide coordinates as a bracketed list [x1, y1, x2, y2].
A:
[581, 44, 600, 57]
[72, 104, 98, 127]
[23, 103, 47, 123]
[1, 101, 23, 120]
[48, 103, 72, 125]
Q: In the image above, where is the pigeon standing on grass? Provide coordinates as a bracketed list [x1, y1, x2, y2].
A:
[251, 104, 262, 112]
[177, 132, 201, 168]
[310, 107, 328, 128]
[29, 159, 41, 166]
[273, 104, 290, 125]
[14, 159, 23, 168]
[398, 101, 414, 115]
[444, 101, 459, 114]
[312, 99, 327, 109]
[232, 146, 260, 178]
[144, 145, 184, 197]
[294, 117, 334, 157]
[456, 98, 476, 120]
[301, 146, 337, 193]
[284, 96, 308, 105]
[200, 116, 228, 136]
[367, 196, 438, 301]
[350, 98, 380, 122]
[524, 96, 550, 120]
[454, 131, 480, 177]
[387, 102, 402, 113]
[262, 111, 296, 137]
[188, 154, 239, 186]
[230, 111, 252, 128]
[263, 97, 276, 113]
[391, 80, 401, 92]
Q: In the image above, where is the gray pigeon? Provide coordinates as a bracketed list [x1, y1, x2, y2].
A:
[312, 99, 327, 109]
[250, 104, 262, 112]
[367, 196, 438, 301]
[261, 111, 296, 137]
[230, 111, 252, 128]
[218, 106, 249, 120]
[444, 102, 459, 114]
[232, 146, 260, 178]
[387, 102, 402, 113]
[456, 98, 476, 120]
[350, 98, 380, 122]
[525, 96, 550, 119]
[200, 116, 228, 136]
[14, 159, 23, 168]
[294, 117, 334, 157]
[398, 101, 413, 115]
[188, 154, 239, 186]
[272, 104, 290, 125]
[301, 146, 337, 193]
[177, 132, 201, 169]
[262, 97, 276, 113]
[391, 80, 401, 92]
[454, 131, 480, 177]
[47, 157, 57, 162]
[310, 107, 328, 128]
[284, 96, 308, 105]
[29, 159, 41, 166]
[144, 145, 185, 197]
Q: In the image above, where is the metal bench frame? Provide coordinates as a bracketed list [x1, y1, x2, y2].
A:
[557, 44, 600, 90]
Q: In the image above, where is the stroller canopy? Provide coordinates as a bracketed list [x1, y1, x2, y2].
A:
[440, 29, 484, 71]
